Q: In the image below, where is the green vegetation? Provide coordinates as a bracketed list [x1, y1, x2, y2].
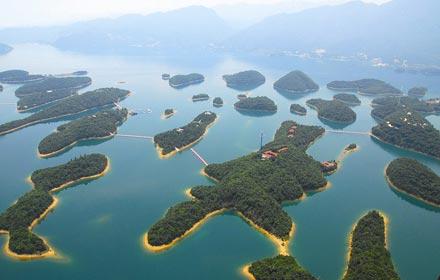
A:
[72, 71, 88, 76]
[346, 143, 357, 150]
[290, 104, 307, 115]
[274, 70, 319, 94]
[334, 93, 361, 105]
[147, 121, 326, 247]
[192, 93, 209, 101]
[15, 76, 91, 97]
[371, 96, 435, 120]
[327, 79, 401, 95]
[213, 97, 223, 107]
[0, 154, 108, 256]
[249, 255, 317, 280]
[237, 94, 247, 100]
[164, 108, 175, 117]
[408, 87, 427, 97]
[154, 111, 217, 156]
[0, 88, 130, 136]
[306, 98, 356, 123]
[38, 109, 128, 156]
[371, 109, 440, 159]
[234, 96, 277, 112]
[0, 70, 45, 84]
[344, 211, 400, 280]
[222, 70, 265, 91]
[169, 73, 204, 88]
[17, 89, 77, 111]
[386, 158, 440, 206]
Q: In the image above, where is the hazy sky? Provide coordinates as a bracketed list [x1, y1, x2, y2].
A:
[0, 0, 390, 28]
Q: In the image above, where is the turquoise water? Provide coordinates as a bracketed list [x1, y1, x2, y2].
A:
[0, 44, 439, 280]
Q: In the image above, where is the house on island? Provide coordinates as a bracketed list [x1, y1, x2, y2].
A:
[261, 147, 289, 160]
[287, 125, 297, 138]
[321, 161, 338, 173]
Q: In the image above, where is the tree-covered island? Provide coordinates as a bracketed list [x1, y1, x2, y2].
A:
[38, 108, 128, 157]
[168, 73, 204, 88]
[0, 154, 109, 259]
[386, 158, 440, 207]
[213, 97, 223, 107]
[274, 70, 319, 94]
[334, 93, 361, 106]
[222, 70, 266, 91]
[371, 96, 436, 120]
[163, 108, 175, 119]
[15, 76, 92, 97]
[327, 79, 401, 96]
[290, 104, 307, 115]
[154, 111, 217, 157]
[246, 255, 317, 280]
[408, 87, 428, 98]
[0, 88, 130, 136]
[306, 98, 356, 124]
[0, 70, 45, 84]
[192, 93, 209, 102]
[234, 96, 277, 113]
[343, 211, 400, 280]
[17, 88, 78, 112]
[145, 121, 328, 252]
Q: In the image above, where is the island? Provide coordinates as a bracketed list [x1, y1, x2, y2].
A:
[72, 70, 88, 76]
[17, 88, 78, 112]
[234, 96, 277, 113]
[343, 211, 400, 280]
[306, 98, 356, 124]
[371, 96, 435, 120]
[168, 73, 204, 88]
[0, 85, 3, 92]
[15, 76, 92, 97]
[145, 121, 328, 253]
[371, 109, 440, 159]
[408, 87, 428, 98]
[0, 88, 130, 136]
[386, 158, 440, 207]
[245, 255, 317, 280]
[327, 79, 401, 96]
[222, 70, 265, 91]
[162, 108, 175, 119]
[38, 108, 128, 157]
[154, 111, 217, 158]
[334, 93, 361, 106]
[290, 104, 307, 115]
[0, 43, 13, 55]
[0, 154, 109, 259]
[213, 97, 223, 107]
[162, 73, 170, 80]
[273, 70, 319, 94]
[0, 70, 45, 84]
[237, 94, 248, 100]
[192, 93, 209, 102]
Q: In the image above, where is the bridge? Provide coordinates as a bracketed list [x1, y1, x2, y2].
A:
[114, 134, 153, 140]
[190, 148, 209, 166]
[325, 129, 370, 136]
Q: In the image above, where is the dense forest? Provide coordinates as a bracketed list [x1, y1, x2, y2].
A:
[306, 98, 356, 123]
[0, 154, 108, 256]
[273, 70, 319, 93]
[147, 121, 327, 247]
[343, 211, 400, 280]
[15, 76, 92, 97]
[334, 93, 361, 105]
[234, 96, 277, 112]
[408, 87, 428, 97]
[371, 96, 436, 120]
[154, 111, 217, 155]
[17, 88, 78, 111]
[371, 109, 440, 159]
[0, 69, 45, 84]
[38, 109, 128, 156]
[164, 108, 175, 117]
[213, 97, 223, 107]
[0, 88, 130, 135]
[249, 255, 317, 280]
[386, 158, 440, 206]
[290, 104, 307, 115]
[192, 93, 209, 101]
[168, 73, 204, 88]
[222, 70, 265, 91]
[327, 79, 401, 95]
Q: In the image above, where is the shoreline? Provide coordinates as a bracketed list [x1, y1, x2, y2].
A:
[240, 265, 256, 280]
[200, 168, 220, 182]
[274, 85, 318, 94]
[234, 105, 277, 114]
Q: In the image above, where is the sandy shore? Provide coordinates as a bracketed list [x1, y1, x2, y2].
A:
[240, 265, 256, 280]
[200, 168, 219, 182]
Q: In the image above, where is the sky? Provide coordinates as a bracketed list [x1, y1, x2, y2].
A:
[0, 0, 390, 28]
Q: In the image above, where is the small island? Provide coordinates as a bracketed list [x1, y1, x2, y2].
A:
[334, 93, 361, 106]
[371, 109, 440, 159]
[234, 96, 277, 113]
[408, 87, 428, 98]
[162, 108, 175, 119]
[290, 104, 307, 115]
[274, 70, 319, 94]
[154, 111, 217, 158]
[168, 73, 204, 88]
[306, 98, 356, 124]
[72, 70, 88, 76]
[386, 158, 440, 207]
[327, 79, 401, 96]
[192, 93, 209, 102]
[343, 211, 400, 280]
[0, 70, 45, 84]
[38, 108, 128, 157]
[15, 76, 92, 97]
[0, 43, 13, 55]
[17, 88, 78, 112]
[162, 73, 170, 80]
[222, 70, 265, 91]
[145, 121, 327, 252]
[0, 88, 130, 136]
[237, 93, 248, 100]
[0, 154, 109, 259]
[213, 97, 223, 107]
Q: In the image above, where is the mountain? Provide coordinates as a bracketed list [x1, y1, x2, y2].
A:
[0, 43, 12, 55]
[224, 0, 440, 62]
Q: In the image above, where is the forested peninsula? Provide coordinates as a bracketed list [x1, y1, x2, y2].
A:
[274, 70, 319, 94]
[246, 255, 317, 280]
[234, 96, 277, 113]
[17, 89, 78, 112]
[306, 98, 356, 124]
[0, 154, 109, 259]
[154, 111, 217, 157]
[334, 93, 361, 106]
[386, 158, 440, 207]
[0, 88, 130, 136]
[15, 76, 92, 97]
[371, 96, 437, 120]
[169, 73, 204, 88]
[327, 79, 401, 96]
[290, 104, 307, 115]
[343, 211, 400, 280]
[38, 108, 128, 157]
[0, 70, 45, 84]
[222, 70, 265, 91]
[145, 121, 327, 252]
